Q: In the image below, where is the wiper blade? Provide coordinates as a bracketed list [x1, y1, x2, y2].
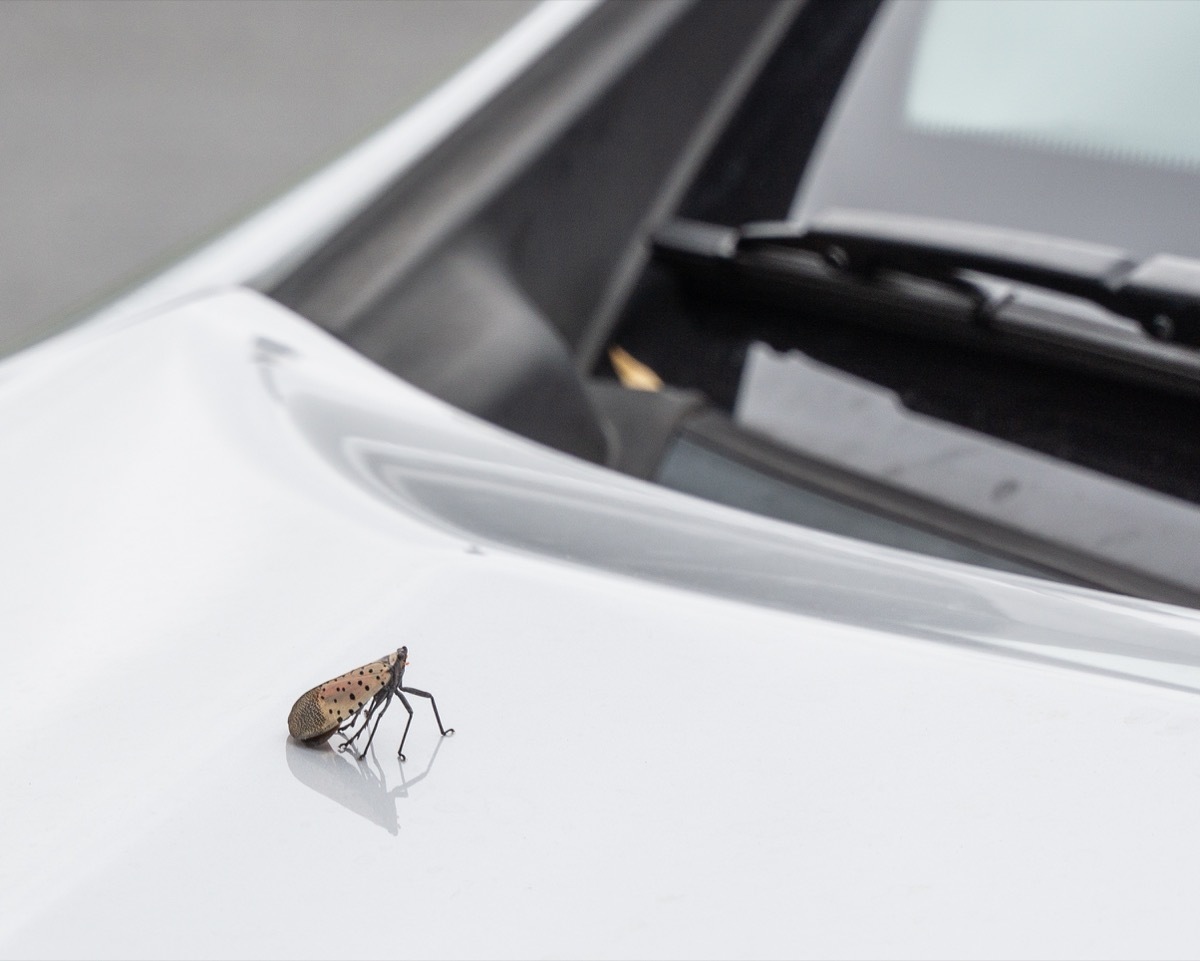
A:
[739, 208, 1200, 342]
[652, 213, 1200, 399]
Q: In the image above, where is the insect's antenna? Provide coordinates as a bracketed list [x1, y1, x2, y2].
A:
[400, 686, 456, 738]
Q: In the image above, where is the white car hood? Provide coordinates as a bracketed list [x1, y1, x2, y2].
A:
[4, 289, 1200, 959]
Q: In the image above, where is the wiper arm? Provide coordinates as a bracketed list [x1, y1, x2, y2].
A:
[652, 212, 1200, 399]
[739, 208, 1200, 342]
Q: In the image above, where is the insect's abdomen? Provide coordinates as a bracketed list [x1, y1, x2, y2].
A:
[288, 687, 337, 742]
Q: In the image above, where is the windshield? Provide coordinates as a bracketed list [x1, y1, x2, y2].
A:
[792, 0, 1200, 259]
[906, 0, 1200, 167]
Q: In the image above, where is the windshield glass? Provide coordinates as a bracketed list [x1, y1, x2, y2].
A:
[908, 0, 1200, 168]
[792, 0, 1200, 259]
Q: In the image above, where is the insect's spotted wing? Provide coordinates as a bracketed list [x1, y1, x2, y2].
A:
[313, 653, 397, 726]
[288, 651, 399, 742]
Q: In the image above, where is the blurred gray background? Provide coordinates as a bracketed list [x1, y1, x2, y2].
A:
[0, 0, 536, 357]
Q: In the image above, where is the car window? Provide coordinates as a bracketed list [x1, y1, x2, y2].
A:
[905, 0, 1200, 168]
[792, 0, 1200, 259]
[605, 0, 1200, 605]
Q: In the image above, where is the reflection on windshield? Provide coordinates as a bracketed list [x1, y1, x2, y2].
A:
[907, 0, 1200, 169]
[792, 0, 1200, 260]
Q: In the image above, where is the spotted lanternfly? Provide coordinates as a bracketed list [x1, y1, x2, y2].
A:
[288, 647, 454, 761]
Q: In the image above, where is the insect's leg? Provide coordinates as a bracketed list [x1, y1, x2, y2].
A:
[336, 697, 380, 753]
[355, 691, 394, 761]
[400, 686, 456, 737]
[336, 706, 366, 738]
[394, 691, 416, 762]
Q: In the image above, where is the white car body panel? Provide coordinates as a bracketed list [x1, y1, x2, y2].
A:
[4, 288, 1200, 958]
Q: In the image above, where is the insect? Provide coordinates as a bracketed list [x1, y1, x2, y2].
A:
[288, 647, 454, 761]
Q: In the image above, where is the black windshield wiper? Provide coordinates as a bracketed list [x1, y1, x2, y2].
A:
[738, 208, 1200, 342]
[653, 210, 1200, 398]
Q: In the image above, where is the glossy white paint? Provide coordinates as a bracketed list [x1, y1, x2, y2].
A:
[4, 289, 1200, 958]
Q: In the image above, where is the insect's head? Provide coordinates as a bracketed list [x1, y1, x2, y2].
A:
[396, 646, 409, 674]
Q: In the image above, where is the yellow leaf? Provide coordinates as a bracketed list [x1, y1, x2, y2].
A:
[608, 345, 663, 392]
